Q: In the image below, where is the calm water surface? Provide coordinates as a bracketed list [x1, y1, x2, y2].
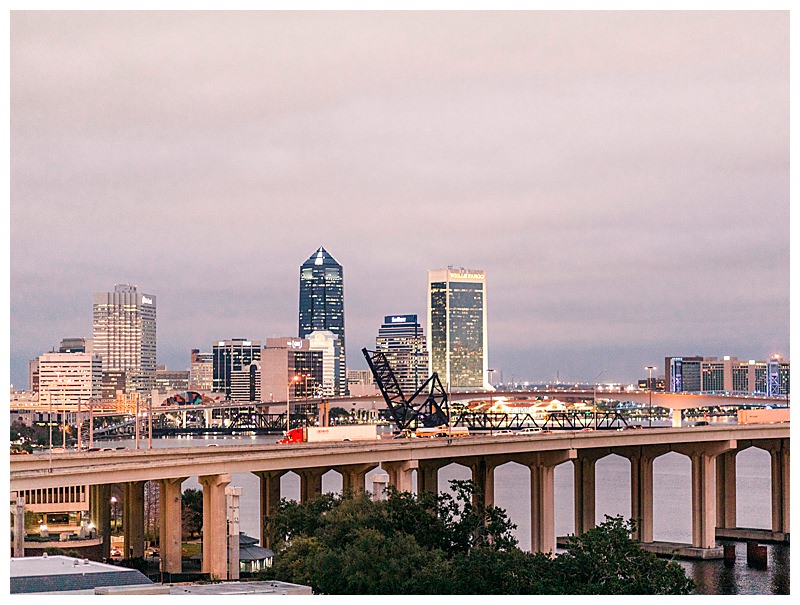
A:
[101, 433, 789, 595]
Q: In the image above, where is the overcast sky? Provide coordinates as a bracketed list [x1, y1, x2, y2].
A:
[9, 10, 789, 389]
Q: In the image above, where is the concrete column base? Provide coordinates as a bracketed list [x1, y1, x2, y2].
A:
[158, 477, 186, 575]
[199, 473, 232, 580]
[519, 449, 576, 554]
[123, 481, 145, 559]
[673, 440, 736, 548]
[256, 471, 284, 550]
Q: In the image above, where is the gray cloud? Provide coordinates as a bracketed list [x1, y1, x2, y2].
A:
[9, 11, 789, 387]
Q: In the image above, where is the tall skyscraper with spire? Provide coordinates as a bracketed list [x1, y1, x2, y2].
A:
[298, 247, 348, 395]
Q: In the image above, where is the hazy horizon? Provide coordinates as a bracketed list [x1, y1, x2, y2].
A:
[9, 11, 790, 389]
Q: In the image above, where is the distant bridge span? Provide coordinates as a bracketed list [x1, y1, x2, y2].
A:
[320, 389, 787, 411]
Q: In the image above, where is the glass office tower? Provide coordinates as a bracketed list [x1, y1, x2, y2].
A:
[376, 314, 429, 393]
[213, 339, 261, 400]
[298, 247, 347, 395]
[427, 268, 490, 390]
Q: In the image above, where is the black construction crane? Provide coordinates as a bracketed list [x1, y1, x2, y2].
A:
[362, 348, 449, 431]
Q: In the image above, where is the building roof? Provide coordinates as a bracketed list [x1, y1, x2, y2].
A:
[190, 534, 274, 562]
[10, 555, 153, 594]
[301, 246, 341, 268]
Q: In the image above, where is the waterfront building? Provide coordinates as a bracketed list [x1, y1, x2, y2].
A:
[307, 330, 340, 397]
[767, 355, 790, 397]
[427, 267, 490, 390]
[375, 314, 429, 393]
[261, 337, 323, 403]
[298, 247, 347, 395]
[666, 354, 790, 396]
[189, 349, 214, 392]
[665, 356, 704, 393]
[37, 352, 102, 408]
[212, 339, 261, 400]
[92, 284, 157, 394]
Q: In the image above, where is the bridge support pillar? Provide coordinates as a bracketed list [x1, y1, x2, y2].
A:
[199, 473, 232, 580]
[382, 460, 418, 493]
[468, 457, 498, 509]
[573, 449, 610, 536]
[753, 438, 790, 534]
[89, 483, 111, 559]
[418, 460, 445, 495]
[123, 481, 146, 559]
[520, 449, 576, 553]
[299, 468, 325, 503]
[674, 440, 737, 548]
[617, 444, 668, 543]
[770, 439, 790, 534]
[158, 477, 186, 575]
[716, 450, 738, 530]
[338, 464, 375, 495]
[256, 471, 284, 550]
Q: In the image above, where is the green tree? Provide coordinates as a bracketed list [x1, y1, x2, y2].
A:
[549, 516, 695, 595]
[264, 484, 693, 595]
[181, 488, 203, 539]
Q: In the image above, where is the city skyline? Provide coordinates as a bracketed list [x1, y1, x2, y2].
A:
[9, 11, 790, 389]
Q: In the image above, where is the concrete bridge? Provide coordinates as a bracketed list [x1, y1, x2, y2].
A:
[10, 423, 789, 580]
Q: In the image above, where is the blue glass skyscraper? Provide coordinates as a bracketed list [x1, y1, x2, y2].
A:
[299, 247, 347, 395]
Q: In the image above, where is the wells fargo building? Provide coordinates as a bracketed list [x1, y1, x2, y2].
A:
[427, 267, 490, 391]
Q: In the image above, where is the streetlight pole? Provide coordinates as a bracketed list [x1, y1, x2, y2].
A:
[48, 390, 53, 472]
[645, 365, 657, 427]
[593, 370, 606, 430]
[286, 375, 300, 434]
[486, 369, 496, 434]
[110, 496, 118, 533]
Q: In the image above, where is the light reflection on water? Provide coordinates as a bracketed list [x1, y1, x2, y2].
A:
[102, 434, 788, 595]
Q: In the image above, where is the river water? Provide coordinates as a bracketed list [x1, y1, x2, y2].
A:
[100, 433, 789, 595]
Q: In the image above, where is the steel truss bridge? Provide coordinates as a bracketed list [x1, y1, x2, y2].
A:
[70, 390, 787, 439]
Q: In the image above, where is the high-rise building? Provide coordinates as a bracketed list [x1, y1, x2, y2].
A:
[28, 358, 39, 393]
[59, 337, 92, 354]
[189, 349, 214, 392]
[38, 352, 102, 408]
[375, 314, 429, 393]
[155, 366, 190, 393]
[92, 284, 157, 395]
[427, 268, 490, 390]
[101, 370, 127, 401]
[307, 330, 340, 397]
[261, 337, 323, 403]
[665, 356, 704, 393]
[212, 339, 261, 400]
[298, 247, 347, 395]
[767, 355, 790, 397]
